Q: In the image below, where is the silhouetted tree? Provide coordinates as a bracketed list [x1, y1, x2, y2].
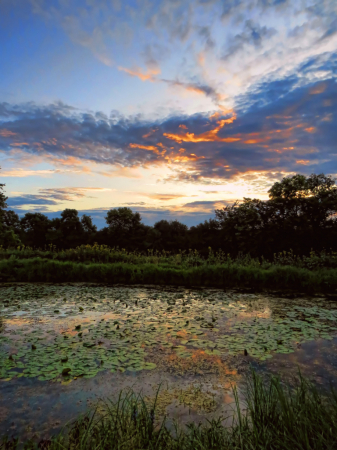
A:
[81, 214, 97, 244]
[46, 217, 62, 246]
[105, 208, 143, 249]
[153, 220, 188, 251]
[20, 213, 50, 248]
[58, 209, 84, 248]
[215, 173, 337, 257]
[0, 180, 7, 211]
[189, 219, 220, 254]
[2, 172, 336, 255]
[106, 208, 141, 232]
[0, 172, 21, 247]
[2, 210, 20, 234]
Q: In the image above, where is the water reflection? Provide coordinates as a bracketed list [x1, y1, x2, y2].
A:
[1, 284, 337, 440]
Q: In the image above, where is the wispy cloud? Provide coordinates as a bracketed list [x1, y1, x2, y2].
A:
[141, 193, 187, 201]
[7, 187, 112, 209]
[1, 52, 336, 185]
[118, 66, 160, 81]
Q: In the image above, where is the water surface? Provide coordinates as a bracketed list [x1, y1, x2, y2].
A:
[1, 283, 337, 440]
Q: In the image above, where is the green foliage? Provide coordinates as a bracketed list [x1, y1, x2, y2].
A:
[105, 207, 141, 232]
[215, 173, 337, 257]
[20, 213, 50, 248]
[0, 171, 21, 247]
[0, 228, 21, 248]
[0, 175, 7, 211]
[0, 255, 336, 292]
[2, 371, 337, 449]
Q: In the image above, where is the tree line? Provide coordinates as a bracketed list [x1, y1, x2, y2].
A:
[1, 173, 337, 258]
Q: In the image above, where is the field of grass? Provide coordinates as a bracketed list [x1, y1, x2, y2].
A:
[1, 256, 337, 292]
[2, 371, 337, 450]
[1, 245, 337, 291]
[2, 245, 337, 270]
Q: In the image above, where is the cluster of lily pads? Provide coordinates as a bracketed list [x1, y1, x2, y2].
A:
[0, 285, 337, 382]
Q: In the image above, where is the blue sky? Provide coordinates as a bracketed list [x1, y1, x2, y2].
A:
[0, 0, 336, 227]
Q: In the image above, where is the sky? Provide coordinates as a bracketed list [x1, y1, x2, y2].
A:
[0, 0, 336, 228]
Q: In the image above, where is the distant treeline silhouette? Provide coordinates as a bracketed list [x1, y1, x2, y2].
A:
[1, 173, 337, 258]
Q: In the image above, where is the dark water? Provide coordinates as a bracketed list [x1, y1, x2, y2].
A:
[1, 283, 337, 441]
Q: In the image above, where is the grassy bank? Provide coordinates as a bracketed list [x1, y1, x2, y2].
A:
[2, 245, 337, 271]
[2, 371, 337, 450]
[1, 257, 337, 292]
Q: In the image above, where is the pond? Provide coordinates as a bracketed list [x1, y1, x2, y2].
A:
[1, 283, 337, 441]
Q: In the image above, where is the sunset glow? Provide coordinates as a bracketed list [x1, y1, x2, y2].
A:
[0, 0, 336, 227]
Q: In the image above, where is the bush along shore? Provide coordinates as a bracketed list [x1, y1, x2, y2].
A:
[2, 371, 337, 450]
[1, 256, 337, 293]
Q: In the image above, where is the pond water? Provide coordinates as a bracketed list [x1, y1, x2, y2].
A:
[1, 283, 337, 441]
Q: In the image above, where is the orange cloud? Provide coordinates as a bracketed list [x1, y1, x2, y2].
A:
[0, 169, 57, 177]
[129, 143, 158, 151]
[184, 85, 207, 96]
[179, 124, 188, 129]
[0, 129, 17, 137]
[10, 142, 30, 146]
[52, 155, 92, 173]
[143, 193, 186, 201]
[305, 127, 316, 133]
[322, 113, 332, 122]
[172, 154, 205, 162]
[309, 83, 326, 95]
[118, 66, 160, 81]
[209, 111, 221, 120]
[163, 115, 239, 143]
[296, 160, 311, 165]
[142, 129, 157, 138]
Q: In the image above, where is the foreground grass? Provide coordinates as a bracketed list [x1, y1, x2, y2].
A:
[1, 257, 337, 292]
[2, 371, 337, 450]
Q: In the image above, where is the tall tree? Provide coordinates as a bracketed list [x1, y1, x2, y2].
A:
[153, 220, 188, 251]
[2, 210, 21, 234]
[59, 209, 84, 248]
[20, 213, 50, 248]
[105, 208, 143, 249]
[105, 208, 141, 232]
[0, 172, 21, 247]
[81, 214, 97, 244]
[215, 173, 337, 256]
[0, 181, 7, 211]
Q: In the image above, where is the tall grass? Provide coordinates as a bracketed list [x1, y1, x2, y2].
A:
[2, 371, 337, 449]
[1, 245, 337, 270]
[0, 257, 336, 292]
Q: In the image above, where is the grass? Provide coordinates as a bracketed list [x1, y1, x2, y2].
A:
[0, 257, 337, 292]
[2, 371, 337, 449]
[2, 245, 337, 270]
[1, 245, 337, 292]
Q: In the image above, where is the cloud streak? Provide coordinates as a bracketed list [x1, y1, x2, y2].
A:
[7, 187, 112, 208]
[1, 52, 336, 185]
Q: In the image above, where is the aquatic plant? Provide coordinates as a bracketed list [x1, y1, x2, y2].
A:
[2, 371, 337, 449]
[1, 285, 337, 382]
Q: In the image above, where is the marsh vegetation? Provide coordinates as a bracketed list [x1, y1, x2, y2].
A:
[1, 285, 337, 448]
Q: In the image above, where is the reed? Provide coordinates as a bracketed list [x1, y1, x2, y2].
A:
[0, 257, 337, 292]
[2, 371, 337, 449]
